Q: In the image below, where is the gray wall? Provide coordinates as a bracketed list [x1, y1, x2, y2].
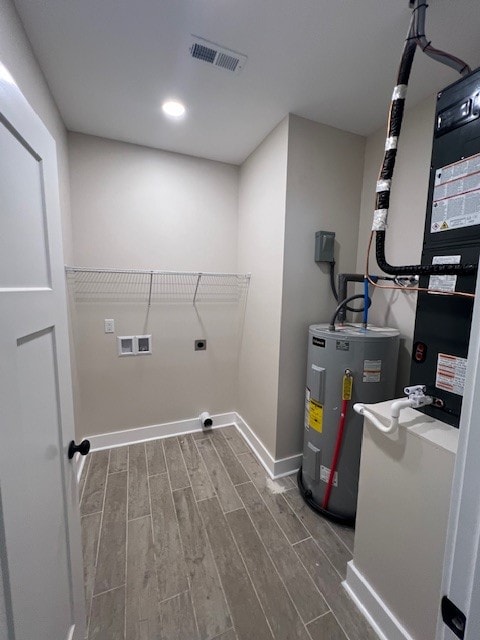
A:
[68, 133, 241, 437]
[0, 560, 6, 640]
[0, 0, 72, 263]
[69, 133, 239, 271]
[236, 114, 365, 461]
[356, 96, 436, 394]
[237, 117, 289, 457]
[277, 114, 365, 459]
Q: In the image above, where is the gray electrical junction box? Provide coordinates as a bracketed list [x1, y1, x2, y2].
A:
[315, 230, 335, 263]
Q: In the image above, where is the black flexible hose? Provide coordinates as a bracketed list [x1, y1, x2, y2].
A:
[329, 263, 374, 313]
[297, 467, 355, 527]
[329, 294, 371, 331]
[329, 262, 339, 301]
[374, 1, 477, 278]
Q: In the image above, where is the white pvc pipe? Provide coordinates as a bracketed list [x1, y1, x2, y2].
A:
[353, 403, 395, 433]
[391, 398, 415, 419]
[199, 412, 213, 428]
[353, 400, 414, 434]
[354, 392, 436, 434]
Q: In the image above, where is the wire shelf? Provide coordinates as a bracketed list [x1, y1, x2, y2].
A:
[66, 267, 251, 305]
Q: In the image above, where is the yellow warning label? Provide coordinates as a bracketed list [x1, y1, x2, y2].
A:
[308, 400, 323, 432]
[440, 221, 449, 230]
[342, 375, 353, 400]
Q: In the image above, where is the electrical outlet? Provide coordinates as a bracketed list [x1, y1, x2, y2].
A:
[195, 339, 207, 351]
[104, 319, 115, 333]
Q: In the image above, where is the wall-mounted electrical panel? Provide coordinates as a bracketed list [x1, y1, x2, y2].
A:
[410, 67, 480, 427]
[117, 335, 152, 357]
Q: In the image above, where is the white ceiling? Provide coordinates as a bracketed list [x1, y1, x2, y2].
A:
[13, 0, 480, 165]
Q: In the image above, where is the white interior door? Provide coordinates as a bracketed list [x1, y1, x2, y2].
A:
[0, 63, 85, 640]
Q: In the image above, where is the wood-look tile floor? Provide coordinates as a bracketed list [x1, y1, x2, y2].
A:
[79, 426, 378, 640]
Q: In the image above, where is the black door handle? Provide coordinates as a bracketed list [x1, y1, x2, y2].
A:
[442, 596, 466, 639]
[68, 439, 91, 460]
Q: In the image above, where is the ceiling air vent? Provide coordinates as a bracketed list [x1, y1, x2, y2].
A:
[190, 36, 247, 74]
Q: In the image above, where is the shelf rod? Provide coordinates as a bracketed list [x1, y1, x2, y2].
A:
[65, 266, 250, 278]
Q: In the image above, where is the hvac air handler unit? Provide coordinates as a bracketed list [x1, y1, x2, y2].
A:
[298, 324, 399, 525]
[409, 68, 480, 427]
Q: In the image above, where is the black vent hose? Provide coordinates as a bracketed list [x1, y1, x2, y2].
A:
[373, 1, 476, 278]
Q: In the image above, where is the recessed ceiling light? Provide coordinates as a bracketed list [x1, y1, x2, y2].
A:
[162, 100, 186, 118]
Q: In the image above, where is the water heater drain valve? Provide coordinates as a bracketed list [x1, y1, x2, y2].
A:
[354, 385, 433, 434]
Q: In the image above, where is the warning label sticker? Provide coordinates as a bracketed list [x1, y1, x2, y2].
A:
[436, 353, 468, 396]
[363, 359, 382, 383]
[431, 152, 480, 233]
[308, 399, 324, 432]
[320, 465, 338, 487]
[342, 375, 353, 400]
[428, 255, 461, 293]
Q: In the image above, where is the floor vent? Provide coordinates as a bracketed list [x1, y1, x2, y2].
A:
[190, 36, 247, 74]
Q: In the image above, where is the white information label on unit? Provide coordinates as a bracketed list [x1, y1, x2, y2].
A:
[428, 255, 461, 293]
[304, 387, 311, 429]
[431, 152, 480, 233]
[363, 359, 382, 383]
[320, 465, 338, 487]
[435, 353, 468, 396]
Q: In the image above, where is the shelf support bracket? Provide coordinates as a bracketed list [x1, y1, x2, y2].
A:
[148, 271, 153, 307]
[193, 273, 202, 306]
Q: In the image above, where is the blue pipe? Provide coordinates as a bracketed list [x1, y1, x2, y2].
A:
[363, 277, 369, 327]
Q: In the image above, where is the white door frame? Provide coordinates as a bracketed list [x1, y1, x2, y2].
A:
[437, 272, 480, 639]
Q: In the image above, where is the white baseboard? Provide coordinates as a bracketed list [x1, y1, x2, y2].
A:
[82, 411, 301, 482]
[343, 561, 415, 640]
[273, 452, 303, 479]
[234, 413, 302, 479]
[86, 412, 237, 451]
